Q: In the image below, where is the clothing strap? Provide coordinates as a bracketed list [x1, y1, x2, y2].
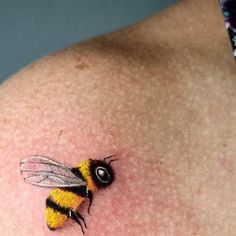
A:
[219, 0, 236, 60]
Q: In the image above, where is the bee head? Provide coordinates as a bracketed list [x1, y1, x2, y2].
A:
[89, 155, 118, 189]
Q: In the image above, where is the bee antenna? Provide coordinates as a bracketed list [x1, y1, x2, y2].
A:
[103, 154, 118, 162]
[108, 159, 119, 165]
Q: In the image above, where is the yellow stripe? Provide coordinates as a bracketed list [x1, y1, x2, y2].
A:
[77, 160, 97, 192]
[45, 207, 68, 229]
[50, 189, 84, 209]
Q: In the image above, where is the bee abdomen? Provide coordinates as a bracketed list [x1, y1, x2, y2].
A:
[45, 186, 87, 230]
[46, 197, 70, 230]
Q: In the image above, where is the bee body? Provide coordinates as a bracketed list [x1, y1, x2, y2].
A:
[20, 156, 117, 234]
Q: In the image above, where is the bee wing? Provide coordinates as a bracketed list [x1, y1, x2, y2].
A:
[20, 155, 87, 188]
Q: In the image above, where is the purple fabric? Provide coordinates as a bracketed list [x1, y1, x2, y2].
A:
[219, 0, 236, 59]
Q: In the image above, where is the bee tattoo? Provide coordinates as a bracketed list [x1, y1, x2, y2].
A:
[20, 155, 118, 234]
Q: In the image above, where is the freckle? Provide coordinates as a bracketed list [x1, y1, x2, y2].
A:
[3, 118, 9, 124]
[75, 62, 89, 70]
[58, 129, 64, 136]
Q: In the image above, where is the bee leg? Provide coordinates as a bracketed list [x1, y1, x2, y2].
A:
[75, 211, 87, 229]
[69, 209, 86, 234]
[87, 190, 93, 215]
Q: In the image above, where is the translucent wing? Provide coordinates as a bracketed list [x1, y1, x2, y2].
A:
[20, 155, 86, 188]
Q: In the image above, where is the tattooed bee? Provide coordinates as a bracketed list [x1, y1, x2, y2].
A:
[20, 155, 118, 234]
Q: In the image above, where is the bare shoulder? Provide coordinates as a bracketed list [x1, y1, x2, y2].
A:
[0, 3, 236, 235]
[0, 26, 173, 236]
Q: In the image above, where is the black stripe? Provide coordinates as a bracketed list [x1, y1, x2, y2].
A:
[71, 168, 86, 181]
[61, 186, 87, 197]
[46, 198, 70, 217]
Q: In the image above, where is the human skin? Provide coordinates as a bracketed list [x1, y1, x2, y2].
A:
[0, 0, 236, 235]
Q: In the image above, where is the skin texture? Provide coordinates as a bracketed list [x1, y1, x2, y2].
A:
[0, 0, 236, 235]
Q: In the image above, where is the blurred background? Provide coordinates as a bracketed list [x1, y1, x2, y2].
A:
[0, 0, 176, 82]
